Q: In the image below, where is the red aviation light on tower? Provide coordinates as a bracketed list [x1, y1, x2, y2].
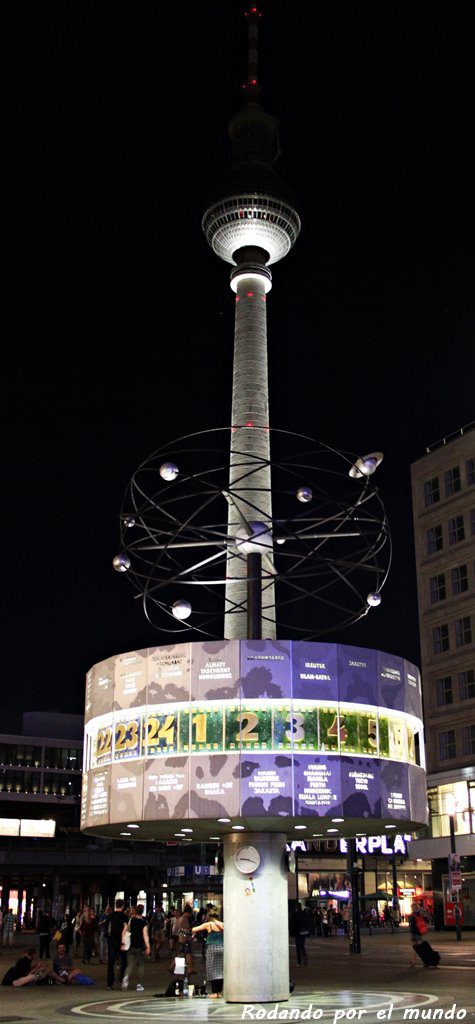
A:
[244, 6, 262, 18]
[243, 3, 262, 94]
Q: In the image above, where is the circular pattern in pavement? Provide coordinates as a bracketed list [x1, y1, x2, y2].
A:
[69, 990, 439, 1022]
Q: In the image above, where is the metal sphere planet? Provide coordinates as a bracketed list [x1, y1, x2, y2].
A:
[296, 486, 313, 503]
[159, 462, 179, 481]
[172, 599, 192, 620]
[112, 553, 131, 573]
[235, 521, 273, 554]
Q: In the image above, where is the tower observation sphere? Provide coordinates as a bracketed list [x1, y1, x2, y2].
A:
[202, 5, 301, 639]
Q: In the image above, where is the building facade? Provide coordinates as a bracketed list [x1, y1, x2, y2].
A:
[0, 713, 219, 925]
[410, 423, 475, 927]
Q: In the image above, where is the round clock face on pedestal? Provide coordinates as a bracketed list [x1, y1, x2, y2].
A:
[234, 845, 261, 874]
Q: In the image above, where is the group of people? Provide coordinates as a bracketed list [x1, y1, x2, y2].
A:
[1, 899, 225, 997]
[290, 902, 350, 960]
[105, 899, 224, 996]
[1, 943, 86, 988]
[35, 907, 106, 964]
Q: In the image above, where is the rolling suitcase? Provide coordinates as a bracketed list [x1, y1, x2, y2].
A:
[415, 941, 440, 967]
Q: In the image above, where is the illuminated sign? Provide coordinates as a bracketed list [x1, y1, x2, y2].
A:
[87, 702, 420, 767]
[82, 640, 427, 834]
[287, 834, 412, 856]
[339, 834, 412, 856]
[0, 819, 56, 839]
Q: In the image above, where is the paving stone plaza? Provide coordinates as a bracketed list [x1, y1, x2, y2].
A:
[1, 929, 474, 1024]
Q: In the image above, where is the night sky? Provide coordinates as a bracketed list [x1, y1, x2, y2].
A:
[3, 1, 473, 730]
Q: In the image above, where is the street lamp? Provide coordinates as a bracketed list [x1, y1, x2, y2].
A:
[445, 793, 462, 942]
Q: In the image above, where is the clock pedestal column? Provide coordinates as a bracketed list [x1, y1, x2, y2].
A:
[223, 832, 289, 1003]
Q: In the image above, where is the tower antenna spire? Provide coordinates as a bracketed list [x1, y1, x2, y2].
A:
[243, 4, 262, 95]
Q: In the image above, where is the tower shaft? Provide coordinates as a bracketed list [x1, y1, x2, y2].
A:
[225, 260, 276, 639]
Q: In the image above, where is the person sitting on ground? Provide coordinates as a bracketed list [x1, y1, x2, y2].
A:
[52, 942, 82, 984]
[1, 947, 50, 987]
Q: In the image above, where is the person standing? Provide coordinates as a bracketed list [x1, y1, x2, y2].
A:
[290, 903, 311, 966]
[195, 906, 207, 959]
[60, 913, 74, 953]
[97, 906, 111, 964]
[147, 904, 165, 961]
[177, 904, 194, 974]
[121, 904, 150, 992]
[409, 901, 423, 965]
[37, 910, 53, 959]
[106, 899, 128, 990]
[192, 909, 224, 997]
[80, 907, 97, 963]
[72, 909, 83, 956]
[2, 908, 15, 947]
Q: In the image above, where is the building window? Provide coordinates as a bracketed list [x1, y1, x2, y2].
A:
[436, 676, 453, 706]
[439, 730, 456, 761]
[445, 466, 461, 497]
[44, 746, 83, 771]
[427, 525, 443, 554]
[455, 616, 472, 647]
[429, 573, 446, 603]
[459, 669, 475, 700]
[471, 509, 475, 536]
[433, 624, 450, 654]
[451, 564, 468, 596]
[466, 458, 475, 486]
[448, 515, 465, 545]
[424, 477, 440, 506]
[461, 725, 475, 756]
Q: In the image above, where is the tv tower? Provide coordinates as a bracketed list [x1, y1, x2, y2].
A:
[202, 4, 301, 641]
[91, 7, 423, 1005]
